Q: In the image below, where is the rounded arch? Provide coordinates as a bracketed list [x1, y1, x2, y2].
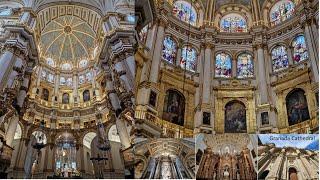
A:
[269, 0, 295, 26]
[171, 0, 200, 26]
[286, 88, 310, 126]
[162, 36, 178, 64]
[236, 52, 254, 78]
[180, 45, 198, 72]
[83, 132, 97, 149]
[271, 45, 289, 72]
[291, 34, 308, 63]
[215, 51, 232, 78]
[13, 123, 22, 140]
[162, 89, 186, 126]
[288, 167, 298, 180]
[224, 100, 247, 133]
[219, 13, 248, 33]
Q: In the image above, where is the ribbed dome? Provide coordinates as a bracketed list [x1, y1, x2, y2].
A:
[39, 15, 97, 68]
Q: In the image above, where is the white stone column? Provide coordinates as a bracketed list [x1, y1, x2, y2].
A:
[115, 61, 132, 91]
[0, 50, 15, 89]
[304, 22, 319, 82]
[17, 74, 30, 107]
[125, 52, 135, 81]
[53, 73, 60, 102]
[149, 20, 166, 83]
[176, 46, 182, 67]
[256, 45, 268, 104]
[194, 44, 205, 129]
[73, 73, 78, 103]
[5, 115, 19, 147]
[202, 44, 213, 104]
[115, 117, 131, 149]
[287, 46, 294, 66]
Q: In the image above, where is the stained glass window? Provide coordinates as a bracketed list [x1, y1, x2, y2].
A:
[79, 59, 88, 68]
[181, 46, 197, 72]
[162, 36, 177, 64]
[61, 63, 72, 70]
[79, 75, 85, 84]
[237, 53, 254, 78]
[0, 7, 12, 16]
[60, 77, 66, 85]
[47, 58, 55, 67]
[272, 46, 289, 72]
[86, 72, 92, 81]
[172, 1, 197, 26]
[215, 53, 232, 78]
[41, 70, 47, 80]
[66, 78, 73, 87]
[270, 0, 295, 26]
[292, 35, 308, 63]
[220, 13, 247, 33]
[47, 73, 54, 83]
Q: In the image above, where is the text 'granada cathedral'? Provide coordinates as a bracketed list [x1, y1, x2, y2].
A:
[0, 0, 318, 179]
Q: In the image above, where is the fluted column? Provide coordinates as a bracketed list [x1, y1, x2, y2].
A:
[255, 44, 268, 104]
[17, 73, 31, 107]
[202, 43, 213, 104]
[53, 72, 60, 102]
[149, 19, 166, 83]
[5, 115, 19, 147]
[0, 49, 15, 90]
[73, 72, 78, 103]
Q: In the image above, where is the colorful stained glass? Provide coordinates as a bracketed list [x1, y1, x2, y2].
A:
[162, 36, 177, 64]
[79, 75, 85, 84]
[47, 58, 55, 67]
[272, 46, 289, 72]
[61, 63, 72, 70]
[86, 72, 92, 81]
[220, 13, 247, 33]
[237, 53, 254, 78]
[292, 35, 308, 63]
[181, 46, 197, 72]
[66, 78, 73, 87]
[47, 73, 54, 83]
[60, 77, 66, 85]
[215, 53, 232, 78]
[270, 0, 295, 26]
[0, 8, 12, 16]
[172, 1, 197, 26]
[79, 59, 88, 68]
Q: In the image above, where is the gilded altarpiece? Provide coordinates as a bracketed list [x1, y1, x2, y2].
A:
[272, 67, 318, 133]
[214, 81, 256, 134]
[157, 68, 196, 131]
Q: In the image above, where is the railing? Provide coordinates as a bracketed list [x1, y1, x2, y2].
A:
[138, 110, 194, 138]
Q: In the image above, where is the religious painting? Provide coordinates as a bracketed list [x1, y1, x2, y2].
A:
[202, 112, 210, 125]
[224, 101, 246, 133]
[237, 53, 254, 78]
[162, 36, 177, 64]
[270, 0, 295, 26]
[181, 46, 197, 72]
[162, 89, 185, 126]
[149, 90, 157, 107]
[261, 112, 269, 125]
[292, 35, 308, 63]
[83, 90, 90, 102]
[215, 52, 232, 78]
[286, 89, 310, 126]
[271, 46, 289, 72]
[42, 88, 49, 101]
[172, 0, 197, 26]
[220, 13, 247, 33]
[62, 93, 69, 104]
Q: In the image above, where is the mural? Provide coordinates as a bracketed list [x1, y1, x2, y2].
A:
[237, 53, 254, 78]
[220, 13, 247, 33]
[172, 0, 197, 26]
[181, 46, 197, 72]
[215, 52, 232, 78]
[162, 36, 177, 64]
[270, 0, 295, 26]
[224, 101, 246, 133]
[83, 90, 90, 102]
[62, 93, 69, 104]
[271, 46, 289, 72]
[286, 89, 310, 126]
[292, 35, 308, 63]
[162, 90, 185, 126]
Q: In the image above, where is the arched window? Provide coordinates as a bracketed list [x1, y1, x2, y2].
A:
[181, 46, 197, 72]
[108, 124, 121, 143]
[42, 88, 49, 101]
[288, 168, 298, 180]
[46, 58, 55, 67]
[62, 93, 69, 104]
[162, 36, 177, 64]
[215, 52, 232, 78]
[47, 73, 54, 83]
[79, 59, 88, 68]
[172, 0, 197, 26]
[83, 90, 90, 102]
[271, 46, 289, 72]
[162, 89, 185, 126]
[237, 53, 254, 78]
[286, 88, 310, 126]
[220, 13, 247, 33]
[60, 77, 66, 86]
[292, 35, 308, 63]
[0, 7, 12, 16]
[225, 100, 246, 133]
[270, 0, 295, 26]
[61, 63, 72, 70]
[14, 124, 22, 140]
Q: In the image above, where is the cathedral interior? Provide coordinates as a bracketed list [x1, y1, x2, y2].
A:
[0, 0, 318, 179]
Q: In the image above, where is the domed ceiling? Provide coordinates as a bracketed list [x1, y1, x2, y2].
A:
[39, 15, 97, 68]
